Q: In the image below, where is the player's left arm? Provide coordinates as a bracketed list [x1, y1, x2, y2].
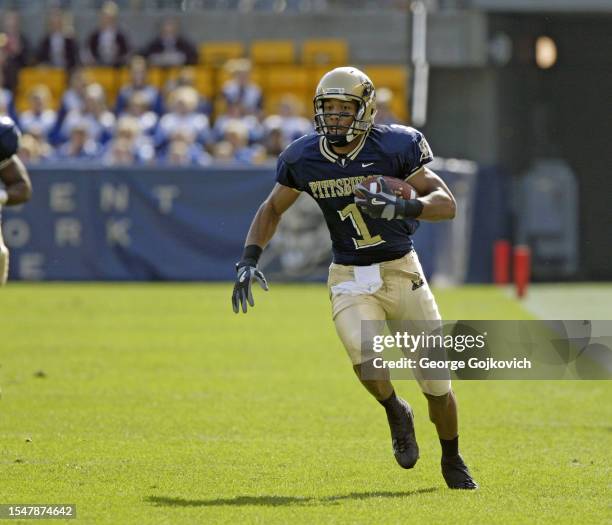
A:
[0, 156, 33, 206]
[406, 166, 456, 222]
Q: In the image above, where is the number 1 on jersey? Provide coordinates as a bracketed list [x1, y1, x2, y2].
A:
[338, 203, 386, 249]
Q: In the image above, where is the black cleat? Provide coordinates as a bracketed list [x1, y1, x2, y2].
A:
[441, 454, 479, 489]
[386, 398, 419, 469]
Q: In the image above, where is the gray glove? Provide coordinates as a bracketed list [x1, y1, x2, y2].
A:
[355, 177, 399, 220]
[231, 263, 269, 313]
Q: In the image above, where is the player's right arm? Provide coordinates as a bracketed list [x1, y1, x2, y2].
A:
[244, 183, 300, 248]
[0, 156, 33, 206]
[232, 183, 300, 314]
[0, 116, 32, 207]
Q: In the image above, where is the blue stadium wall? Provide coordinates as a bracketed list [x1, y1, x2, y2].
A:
[1, 165, 506, 282]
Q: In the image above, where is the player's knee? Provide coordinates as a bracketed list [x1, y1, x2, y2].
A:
[339, 326, 372, 366]
[418, 379, 451, 397]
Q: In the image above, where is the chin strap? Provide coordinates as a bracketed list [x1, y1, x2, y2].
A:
[327, 135, 349, 147]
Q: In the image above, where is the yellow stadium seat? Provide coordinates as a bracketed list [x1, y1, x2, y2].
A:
[199, 41, 245, 67]
[251, 40, 295, 65]
[262, 66, 310, 116]
[306, 65, 333, 95]
[264, 66, 309, 94]
[364, 65, 408, 92]
[82, 66, 119, 105]
[17, 67, 66, 110]
[364, 65, 409, 122]
[302, 39, 348, 66]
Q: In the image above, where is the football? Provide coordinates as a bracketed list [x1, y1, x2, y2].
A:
[359, 175, 419, 200]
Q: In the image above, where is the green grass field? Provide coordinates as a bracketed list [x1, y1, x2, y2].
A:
[1, 284, 610, 524]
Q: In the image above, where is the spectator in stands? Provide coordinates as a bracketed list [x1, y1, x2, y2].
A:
[212, 100, 263, 144]
[263, 94, 312, 144]
[141, 17, 197, 67]
[58, 68, 89, 116]
[0, 10, 31, 91]
[103, 115, 154, 165]
[155, 86, 209, 150]
[211, 140, 234, 163]
[56, 120, 100, 162]
[375, 87, 400, 125]
[19, 85, 57, 139]
[36, 8, 80, 71]
[61, 83, 115, 145]
[18, 132, 53, 164]
[221, 58, 263, 117]
[0, 68, 18, 122]
[50, 67, 90, 144]
[103, 137, 135, 166]
[165, 139, 191, 166]
[163, 134, 212, 166]
[120, 91, 158, 136]
[214, 120, 266, 165]
[162, 66, 212, 117]
[85, 1, 130, 67]
[115, 55, 163, 115]
[261, 116, 286, 158]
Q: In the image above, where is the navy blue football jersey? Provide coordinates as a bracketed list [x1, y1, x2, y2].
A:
[276, 124, 434, 265]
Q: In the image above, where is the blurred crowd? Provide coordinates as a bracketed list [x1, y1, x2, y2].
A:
[0, 2, 399, 166]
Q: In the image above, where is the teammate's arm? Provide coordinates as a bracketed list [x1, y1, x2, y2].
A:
[0, 156, 33, 206]
[406, 166, 456, 222]
[232, 183, 300, 313]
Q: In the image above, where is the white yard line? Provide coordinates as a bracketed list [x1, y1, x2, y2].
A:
[517, 284, 612, 320]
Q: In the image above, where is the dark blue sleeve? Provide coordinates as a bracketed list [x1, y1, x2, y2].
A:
[0, 116, 21, 162]
[275, 158, 301, 191]
[400, 127, 433, 177]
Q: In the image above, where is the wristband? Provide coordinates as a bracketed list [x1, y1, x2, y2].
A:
[0, 188, 8, 205]
[238, 244, 263, 268]
[396, 198, 424, 219]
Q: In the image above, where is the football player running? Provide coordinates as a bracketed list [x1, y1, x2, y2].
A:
[232, 67, 477, 489]
[0, 116, 32, 286]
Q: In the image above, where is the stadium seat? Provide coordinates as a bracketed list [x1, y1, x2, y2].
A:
[199, 41, 245, 67]
[250, 40, 296, 65]
[302, 39, 349, 66]
[306, 65, 334, 97]
[263, 66, 310, 115]
[364, 65, 409, 122]
[16, 67, 66, 110]
[82, 67, 119, 106]
[264, 66, 309, 94]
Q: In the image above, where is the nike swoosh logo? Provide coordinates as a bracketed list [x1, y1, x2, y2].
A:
[371, 198, 386, 206]
[362, 162, 374, 168]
